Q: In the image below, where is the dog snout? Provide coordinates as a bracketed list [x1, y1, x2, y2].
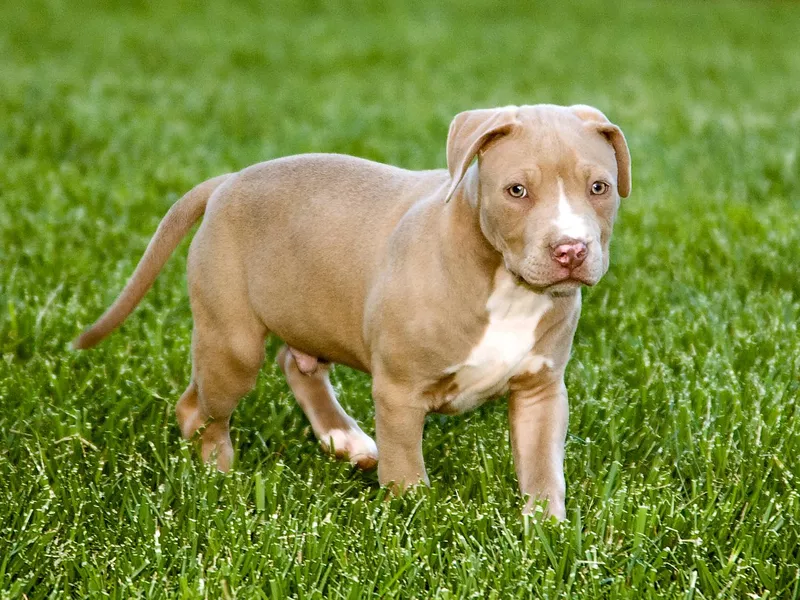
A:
[550, 239, 587, 270]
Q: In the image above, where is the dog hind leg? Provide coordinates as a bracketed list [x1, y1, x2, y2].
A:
[176, 313, 267, 472]
[277, 345, 378, 469]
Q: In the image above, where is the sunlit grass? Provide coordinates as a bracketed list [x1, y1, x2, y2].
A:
[1, 0, 799, 597]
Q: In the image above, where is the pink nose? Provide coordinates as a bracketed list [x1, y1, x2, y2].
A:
[551, 240, 588, 270]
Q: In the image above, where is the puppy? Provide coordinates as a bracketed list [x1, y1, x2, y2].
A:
[75, 104, 631, 518]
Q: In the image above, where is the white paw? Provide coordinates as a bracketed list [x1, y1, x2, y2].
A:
[319, 427, 378, 470]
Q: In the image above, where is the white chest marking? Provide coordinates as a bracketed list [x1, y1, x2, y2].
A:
[442, 270, 554, 413]
[554, 177, 589, 240]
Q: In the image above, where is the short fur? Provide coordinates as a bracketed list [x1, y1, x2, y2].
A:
[74, 104, 631, 519]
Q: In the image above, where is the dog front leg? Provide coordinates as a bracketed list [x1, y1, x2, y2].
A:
[508, 379, 568, 520]
[373, 379, 429, 493]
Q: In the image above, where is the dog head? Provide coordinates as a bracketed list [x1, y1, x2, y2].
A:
[445, 104, 631, 294]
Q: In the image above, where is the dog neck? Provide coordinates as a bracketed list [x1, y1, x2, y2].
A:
[439, 164, 502, 281]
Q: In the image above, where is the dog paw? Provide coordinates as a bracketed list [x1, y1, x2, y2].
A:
[319, 427, 378, 470]
[522, 494, 566, 521]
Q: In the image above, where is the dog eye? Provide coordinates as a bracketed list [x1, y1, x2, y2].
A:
[506, 184, 528, 198]
[590, 181, 609, 195]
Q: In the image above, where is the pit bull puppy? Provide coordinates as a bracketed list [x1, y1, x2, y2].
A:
[74, 104, 631, 519]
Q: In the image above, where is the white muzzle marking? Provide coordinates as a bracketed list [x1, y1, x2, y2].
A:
[553, 178, 588, 241]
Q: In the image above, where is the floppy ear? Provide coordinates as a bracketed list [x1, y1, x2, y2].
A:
[444, 107, 519, 202]
[570, 105, 631, 198]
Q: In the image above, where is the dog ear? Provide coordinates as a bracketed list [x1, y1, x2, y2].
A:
[570, 105, 631, 198]
[444, 107, 519, 202]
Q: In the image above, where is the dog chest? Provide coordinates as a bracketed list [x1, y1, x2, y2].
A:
[437, 271, 554, 414]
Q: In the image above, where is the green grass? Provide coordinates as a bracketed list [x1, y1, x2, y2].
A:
[2, 0, 800, 597]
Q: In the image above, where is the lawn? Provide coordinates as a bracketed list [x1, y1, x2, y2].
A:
[2, 0, 800, 597]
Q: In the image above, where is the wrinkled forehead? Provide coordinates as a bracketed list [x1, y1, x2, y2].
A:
[480, 107, 617, 176]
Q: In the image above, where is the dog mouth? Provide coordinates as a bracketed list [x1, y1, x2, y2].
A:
[545, 278, 588, 296]
[512, 271, 594, 295]
[552, 274, 594, 286]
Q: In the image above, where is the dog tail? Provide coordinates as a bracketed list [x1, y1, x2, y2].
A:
[72, 173, 231, 350]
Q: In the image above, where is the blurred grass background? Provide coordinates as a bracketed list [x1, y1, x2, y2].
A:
[1, 0, 799, 597]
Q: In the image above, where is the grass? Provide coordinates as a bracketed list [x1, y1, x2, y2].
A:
[1, 0, 800, 597]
